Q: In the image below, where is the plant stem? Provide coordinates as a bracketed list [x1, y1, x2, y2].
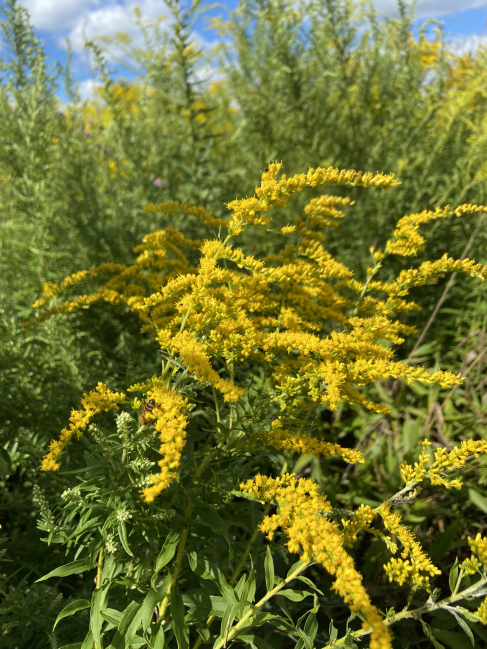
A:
[212, 387, 221, 424]
[191, 502, 273, 649]
[157, 450, 217, 623]
[229, 359, 235, 431]
[212, 561, 311, 649]
[230, 502, 273, 586]
[332, 576, 487, 645]
[96, 545, 104, 590]
[161, 301, 194, 381]
[406, 213, 485, 362]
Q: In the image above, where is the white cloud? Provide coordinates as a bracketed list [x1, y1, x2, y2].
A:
[22, 1, 169, 51]
[23, 0, 98, 31]
[77, 77, 101, 100]
[450, 33, 487, 54]
[373, 0, 487, 17]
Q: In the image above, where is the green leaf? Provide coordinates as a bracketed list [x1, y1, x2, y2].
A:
[403, 414, 421, 453]
[449, 611, 475, 647]
[219, 600, 236, 646]
[139, 588, 160, 631]
[153, 626, 165, 649]
[237, 635, 275, 649]
[118, 521, 133, 557]
[303, 608, 318, 643]
[59, 645, 83, 649]
[329, 620, 338, 642]
[155, 530, 180, 573]
[101, 608, 123, 627]
[188, 552, 236, 603]
[286, 560, 307, 579]
[251, 612, 294, 633]
[468, 488, 487, 514]
[91, 587, 107, 649]
[431, 628, 472, 649]
[196, 505, 233, 559]
[81, 631, 94, 649]
[429, 519, 461, 563]
[197, 628, 211, 643]
[278, 589, 313, 602]
[53, 599, 91, 630]
[110, 601, 141, 649]
[264, 546, 274, 591]
[69, 516, 102, 540]
[296, 576, 323, 595]
[0, 447, 11, 476]
[171, 584, 189, 649]
[449, 558, 459, 594]
[234, 573, 246, 600]
[36, 558, 92, 582]
[242, 560, 256, 604]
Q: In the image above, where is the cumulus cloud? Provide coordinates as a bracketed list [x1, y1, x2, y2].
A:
[22, 0, 94, 31]
[450, 33, 487, 54]
[77, 77, 101, 100]
[22, 0, 169, 52]
[373, 0, 487, 17]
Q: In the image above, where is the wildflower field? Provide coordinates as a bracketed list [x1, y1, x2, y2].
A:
[2, 0, 487, 648]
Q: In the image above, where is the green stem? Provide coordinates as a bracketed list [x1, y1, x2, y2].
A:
[157, 450, 217, 623]
[230, 502, 273, 586]
[332, 576, 487, 646]
[229, 359, 235, 431]
[212, 387, 221, 424]
[213, 561, 311, 649]
[161, 301, 193, 381]
[192, 502, 273, 649]
[96, 546, 104, 590]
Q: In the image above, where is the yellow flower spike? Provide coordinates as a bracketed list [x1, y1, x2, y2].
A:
[41, 383, 125, 471]
[143, 200, 229, 228]
[240, 474, 393, 649]
[157, 329, 243, 402]
[380, 503, 440, 590]
[255, 427, 365, 464]
[141, 386, 189, 503]
[477, 598, 487, 624]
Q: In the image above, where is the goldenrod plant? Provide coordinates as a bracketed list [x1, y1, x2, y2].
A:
[2, 1, 487, 648]
[25, 163, 487, 648]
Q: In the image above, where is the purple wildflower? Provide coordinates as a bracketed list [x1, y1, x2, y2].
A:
[152, 177, 165, 188]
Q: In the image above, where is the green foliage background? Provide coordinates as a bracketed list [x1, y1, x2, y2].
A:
[1, 0, 487, 647]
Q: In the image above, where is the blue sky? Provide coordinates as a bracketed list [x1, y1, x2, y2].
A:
[2, 0, 487, 98]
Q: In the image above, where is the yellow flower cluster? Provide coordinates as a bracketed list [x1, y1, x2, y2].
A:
[41, 383, 126, 471]
[32, 163, 487, 501]
[141, 386, 189, 503]
[400, 438, 487, 489]
[467, 533, 487, 566]
[240, 474, 392, 649]
[255, 424, 364, 464]
[384, 205, 486, 258]
[477, 600, 487, 625]
[225, 163, 399, 236]
[379, 503, 441, 589]
[459, 534, 487, 622]
[32, 263, 126, 309]
[156, 330, 243, 402]
[394, 254, 487, 296]
[144, 200, 229, 228]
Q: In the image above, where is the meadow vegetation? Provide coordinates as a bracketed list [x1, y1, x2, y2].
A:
[2, 1, 487, 648]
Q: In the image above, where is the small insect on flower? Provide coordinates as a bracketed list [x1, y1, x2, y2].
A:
[139, 399, 156, 426]
[152, 177, 165, 188]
